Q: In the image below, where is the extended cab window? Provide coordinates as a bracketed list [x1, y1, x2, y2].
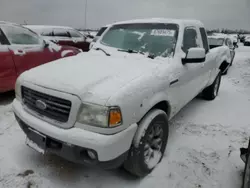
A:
[53, 29, 70, 38]
[199, 27, 209, 53]
[2, 25, 42, 45]
[182, 27, 198, 53]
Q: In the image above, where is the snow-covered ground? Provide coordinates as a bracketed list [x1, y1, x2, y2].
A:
[0, 46, 250, 188]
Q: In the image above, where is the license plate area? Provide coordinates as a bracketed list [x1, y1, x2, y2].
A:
[26, 128, 46, 154]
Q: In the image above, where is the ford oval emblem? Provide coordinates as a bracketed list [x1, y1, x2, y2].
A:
[35, 100, 47, 110]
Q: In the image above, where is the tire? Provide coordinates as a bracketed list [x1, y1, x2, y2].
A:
[202, 71, 221, 100]
[242, 150, 250, 188]
[123, 109, 169, 177]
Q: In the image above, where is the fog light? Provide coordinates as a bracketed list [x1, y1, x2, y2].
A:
[87, 150, 96, 160]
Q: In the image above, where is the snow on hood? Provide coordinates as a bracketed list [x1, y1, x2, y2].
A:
[21, 51, 161, 105]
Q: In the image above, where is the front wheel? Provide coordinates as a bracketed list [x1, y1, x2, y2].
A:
[202, 71, 221, 100]
[123, 109, 169, 177]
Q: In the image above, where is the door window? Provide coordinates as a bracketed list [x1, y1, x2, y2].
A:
[53, 29, 70, 38]
[41, 29, 53, 37]
[69, 30, 82, 38]
[2, 25, 42, 45]
[182, 27, 198, 53]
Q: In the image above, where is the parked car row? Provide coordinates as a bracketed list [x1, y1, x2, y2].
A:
[12, 18, 229, 177]
[25, 25, 90, 51]
[0, 21, 81, 92]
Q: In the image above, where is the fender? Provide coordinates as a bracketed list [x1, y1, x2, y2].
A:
[139, 91, 172, 121]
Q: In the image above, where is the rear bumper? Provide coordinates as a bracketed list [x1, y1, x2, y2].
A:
[13, 99, 137, 166]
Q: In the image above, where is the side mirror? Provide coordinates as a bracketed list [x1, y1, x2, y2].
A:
[43, 40, 49, 48]
[182, 48, 206, 64]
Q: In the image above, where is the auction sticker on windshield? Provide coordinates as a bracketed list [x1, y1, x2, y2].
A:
[151, 29, 175, 36]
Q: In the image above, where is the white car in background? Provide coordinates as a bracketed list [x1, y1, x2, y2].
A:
[244, 36, 250, 46]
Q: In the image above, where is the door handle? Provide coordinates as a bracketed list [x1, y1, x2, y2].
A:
[14, 50, 26, 56]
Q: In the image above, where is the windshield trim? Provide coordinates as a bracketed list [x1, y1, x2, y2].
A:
[99, 22, 179, 58]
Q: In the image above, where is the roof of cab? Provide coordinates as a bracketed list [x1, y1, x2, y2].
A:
[112, 18, 204, 27]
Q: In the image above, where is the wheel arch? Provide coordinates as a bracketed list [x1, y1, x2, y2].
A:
[138, 100, 171, 124]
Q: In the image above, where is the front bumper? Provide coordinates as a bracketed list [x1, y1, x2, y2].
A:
[13, 99, 137, 166]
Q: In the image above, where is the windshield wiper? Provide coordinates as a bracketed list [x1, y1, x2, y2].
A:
[118, 49, 145, 55]
[118, 49, 157, 59]
[94, 47, 111, 56]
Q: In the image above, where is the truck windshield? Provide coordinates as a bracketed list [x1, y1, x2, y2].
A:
[100, 23, 179, 58]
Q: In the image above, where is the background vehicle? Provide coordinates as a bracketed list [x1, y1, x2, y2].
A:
[89, 24, 111, 49]
[0, 21, 80, 93]
[240, 34, 246, 43]
[208, 35, 234, 74]
[228, 34, 239, 47]
[14, 18, 225, 177]
[26, 25, 90, 51]
[244, 36, 250, 46]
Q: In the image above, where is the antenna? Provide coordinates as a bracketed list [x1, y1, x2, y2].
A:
[84, 0, 88, 30]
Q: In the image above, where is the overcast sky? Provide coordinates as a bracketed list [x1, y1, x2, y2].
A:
[1, 0, 250, 30]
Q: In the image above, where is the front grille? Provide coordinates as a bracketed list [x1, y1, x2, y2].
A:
[21, 86, 71, 123]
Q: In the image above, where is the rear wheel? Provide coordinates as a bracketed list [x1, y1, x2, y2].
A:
[124, 109, 169, 177]
[202, 71, 221, 100]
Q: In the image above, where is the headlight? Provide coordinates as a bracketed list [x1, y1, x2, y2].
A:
[77, 103, 122, 128]
[15, 78, 21, 100]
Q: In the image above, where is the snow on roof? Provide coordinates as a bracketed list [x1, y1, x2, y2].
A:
[0, 21, 21, 27]
[112, 18, 204, 27]
[25, 25, 77, 34]
[25, 25, 73, 30]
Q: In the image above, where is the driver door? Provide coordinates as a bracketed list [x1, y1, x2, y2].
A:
[180, 27, 206, 104]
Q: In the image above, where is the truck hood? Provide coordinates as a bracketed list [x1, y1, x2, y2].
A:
[22, 51, 162, 105]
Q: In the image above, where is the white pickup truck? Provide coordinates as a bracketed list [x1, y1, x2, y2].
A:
[13, 18, 224, 177]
